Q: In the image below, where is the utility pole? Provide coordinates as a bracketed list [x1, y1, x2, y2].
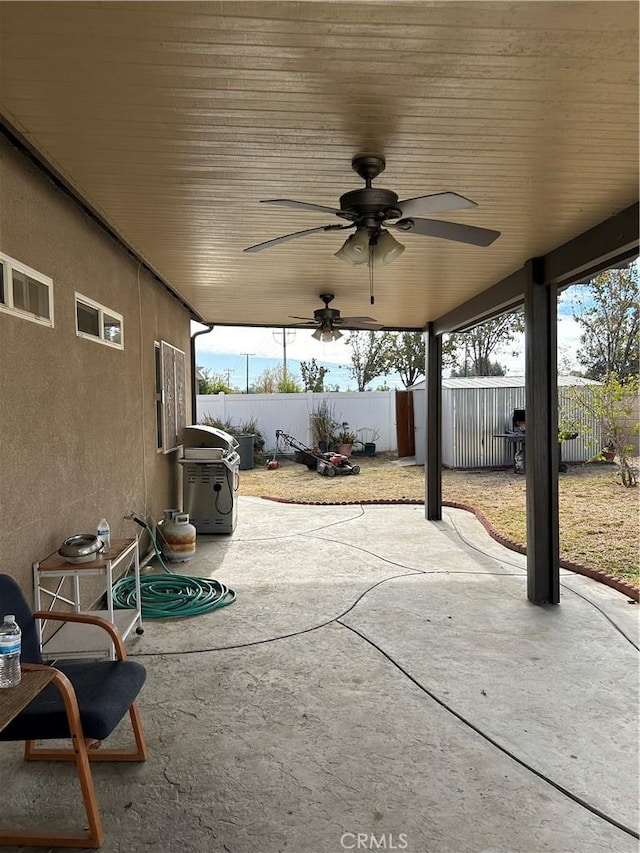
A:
[242, 353, 254, 394]
[272, 329, 296, 385]
[283, 328, 287, 381]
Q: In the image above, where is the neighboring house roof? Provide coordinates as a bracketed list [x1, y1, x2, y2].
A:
[409, 376, 599, 391]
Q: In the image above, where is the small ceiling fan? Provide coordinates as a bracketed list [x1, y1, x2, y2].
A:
[290, 293, 382, 342]
[243, 154, 501, 262]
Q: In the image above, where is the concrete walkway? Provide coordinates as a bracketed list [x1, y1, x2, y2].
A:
[2, 497, 638, 852]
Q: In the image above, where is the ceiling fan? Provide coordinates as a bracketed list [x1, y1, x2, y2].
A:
[290, 293, 382, 342]
[243, 154, 501, 263]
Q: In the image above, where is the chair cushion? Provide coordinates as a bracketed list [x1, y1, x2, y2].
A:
[0, 660, 146, 742]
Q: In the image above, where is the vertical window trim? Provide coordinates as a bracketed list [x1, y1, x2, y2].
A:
[0, 252, 54, 327]
[75, 292, 124, 349]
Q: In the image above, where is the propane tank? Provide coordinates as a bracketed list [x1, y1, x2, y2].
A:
[157, 510, 196, 562]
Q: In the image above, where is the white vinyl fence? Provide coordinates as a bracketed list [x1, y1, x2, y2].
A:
[196, 391, 397, 452]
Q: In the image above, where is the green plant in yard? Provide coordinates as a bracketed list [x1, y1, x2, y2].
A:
[198, 414, 265, 463]
[335, 422, 357, 445]
[309, 400, 339, 447]
[239, 417, 265, 457]
[199, 414, 236, 433]
[567, 372, 639, 487]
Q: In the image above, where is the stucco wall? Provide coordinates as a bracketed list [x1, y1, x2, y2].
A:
[0, 137, 192, 602]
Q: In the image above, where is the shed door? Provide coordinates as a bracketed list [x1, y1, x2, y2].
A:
[395, 390, 415, 457]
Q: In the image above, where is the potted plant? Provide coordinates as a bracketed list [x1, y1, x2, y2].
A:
[309, 401, 338, 452]
[356, 427, 380, 457]
[335, 423, 357, 457]
[600, 441, 616, 463]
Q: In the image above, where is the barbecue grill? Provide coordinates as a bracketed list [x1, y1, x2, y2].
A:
[494, 409, 577, 474]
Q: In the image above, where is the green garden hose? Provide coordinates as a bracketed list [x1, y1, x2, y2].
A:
[112, 518, 236, 619]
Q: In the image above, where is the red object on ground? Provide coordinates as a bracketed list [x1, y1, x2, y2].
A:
[267, 460, 279, 470]
[327, 453, 348, 464]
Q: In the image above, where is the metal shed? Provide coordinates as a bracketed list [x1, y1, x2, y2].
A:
[412, 376, 600, 468]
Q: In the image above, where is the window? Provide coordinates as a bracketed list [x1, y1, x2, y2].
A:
[75, 294, 123, 348]
[0, 252, 53, 327]
[155, 340, 187, 453]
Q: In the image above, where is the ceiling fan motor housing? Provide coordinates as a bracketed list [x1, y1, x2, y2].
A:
[339, 188, 401, 222]
[314, 306, 340, 323]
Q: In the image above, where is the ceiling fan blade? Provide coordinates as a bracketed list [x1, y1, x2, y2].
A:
[392, 217, 500, 247]
[340, 316, 380, 325]
[395, 192, 477, 218]
[288, 315, 316, 322]
[260, 199, 344, 216]
[243, 224, 350, 253]
[339, 318, 383, 330]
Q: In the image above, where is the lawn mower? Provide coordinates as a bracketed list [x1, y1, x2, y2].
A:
[274, 430, 360, 477]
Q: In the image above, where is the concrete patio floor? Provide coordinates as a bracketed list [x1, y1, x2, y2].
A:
[2, 497, 639, 853]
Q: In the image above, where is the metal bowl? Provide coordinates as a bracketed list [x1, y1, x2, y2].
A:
[58, 534, 104, 564]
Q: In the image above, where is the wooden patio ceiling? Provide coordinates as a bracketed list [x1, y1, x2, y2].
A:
[0, 1, 637, 329]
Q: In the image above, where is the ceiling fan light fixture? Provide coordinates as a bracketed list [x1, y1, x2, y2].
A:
[311, 326, 343, 343]
[334, 227, 370, 266]
[373, 229, 405, 266]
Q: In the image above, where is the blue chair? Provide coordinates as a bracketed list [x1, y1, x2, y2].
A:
[0, 573, 147, 848]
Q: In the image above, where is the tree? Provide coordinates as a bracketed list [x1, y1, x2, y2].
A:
[450, 359, 505, 377]
[346, 331, 391, 392]
[384, 332, 424, 388]
[441, 334, 460, 372]
[382, 331, 459, 387]
[565, 373, 639, 487]
[450, 311, 524, 376]
[300, 357, 329, 392]
[573, 267, 639, 382]
[250, 366, 302, 393]
[197, 367, 236, 394]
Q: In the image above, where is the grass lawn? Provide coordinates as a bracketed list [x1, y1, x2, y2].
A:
[239, 454, 639, 587]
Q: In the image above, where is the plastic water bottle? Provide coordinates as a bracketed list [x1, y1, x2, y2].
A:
[97, 518, 111, 551]
[0, 615, 22, 688]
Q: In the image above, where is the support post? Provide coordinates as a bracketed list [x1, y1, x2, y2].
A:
[425, 324, 442, 520]
[524, 259, 560, 604]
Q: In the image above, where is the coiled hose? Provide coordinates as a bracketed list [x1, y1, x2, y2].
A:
[112, 518, 236, 619]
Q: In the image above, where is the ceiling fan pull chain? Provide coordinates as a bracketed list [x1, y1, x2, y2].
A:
[369, 245, 375, 305]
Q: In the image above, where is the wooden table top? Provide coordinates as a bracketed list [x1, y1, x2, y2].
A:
[0, 668, 56, 732]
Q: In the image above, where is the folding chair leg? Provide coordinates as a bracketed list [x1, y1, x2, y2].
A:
[0, 668, 104, 848]
[129, 700, 149, 761]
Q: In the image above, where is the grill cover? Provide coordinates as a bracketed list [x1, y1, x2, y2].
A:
[181, 424, 239, 455]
